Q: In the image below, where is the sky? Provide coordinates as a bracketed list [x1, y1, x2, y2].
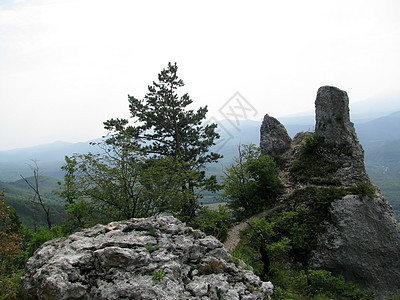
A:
[0, 0, 399, 150]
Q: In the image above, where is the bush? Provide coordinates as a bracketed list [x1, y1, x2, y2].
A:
[348, 182, 376, 200]
[306, 269, 375, 299]
[291, 133, 352, 183]
[223, 144, 283, 220]
[189, 206, 231, 242]
[24, 225, 64, 257]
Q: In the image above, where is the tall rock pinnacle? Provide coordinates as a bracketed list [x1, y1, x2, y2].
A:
[314, 86, 369, 185]
[315, 86, 356, 145]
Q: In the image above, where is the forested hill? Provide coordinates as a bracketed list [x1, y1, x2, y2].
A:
[0, 176, 67, 228]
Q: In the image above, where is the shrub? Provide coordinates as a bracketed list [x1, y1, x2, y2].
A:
[223, 144, 283, 220]
[24, 225, 64, 257]
[349, 182, 376, 200]
[291, 133, 352, 183]
[152, 269, 165, 282]
[189, 205, 231, 242]
[306, 269, 375, 299]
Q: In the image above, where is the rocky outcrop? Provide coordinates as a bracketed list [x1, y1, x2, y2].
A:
[260, 114, 291, 158]
[315, 86, 354, 145]
[314, 86, 369, 185]
[310, 193, 400, 298]
[259, 86, 400, 298]
[22, 215, 273, 300]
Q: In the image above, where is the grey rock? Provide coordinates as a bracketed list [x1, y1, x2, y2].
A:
[315, 86, 353, 145]
[314, 86, 369, 185]
[22, 215, 273, 300]
[260, 114, 291, 157]
[310, 194, 400, 299]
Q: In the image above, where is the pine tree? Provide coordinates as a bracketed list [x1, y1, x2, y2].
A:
[104, 62, 222, 221]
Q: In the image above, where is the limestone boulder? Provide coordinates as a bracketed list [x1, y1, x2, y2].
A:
[22, 215, 273, 300]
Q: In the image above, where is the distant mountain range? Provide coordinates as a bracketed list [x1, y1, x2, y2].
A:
[1, 113, 399, 180]
[1, 112, 399, 224]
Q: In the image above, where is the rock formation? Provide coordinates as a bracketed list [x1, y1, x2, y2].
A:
[315, 86, 354, 145]
[314, 86, 369, 185]
[260, 86, 400, 298]
[22, 215, 273, 300]
[260, 114, 291, 158]
[309, 193, 400, 299]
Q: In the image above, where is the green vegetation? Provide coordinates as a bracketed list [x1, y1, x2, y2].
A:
[230, 185, 375, 299]
[103, 62, 221, 223]
[152, 269, 166, 282]
[0, 190, 64, 299]
[222, 144, 283, 220]
[1, 64, 397, 299]
[189, 205, 231, 242]
[270, 268, 375, 300]
[291, 133, 351, 184]
[0, 177, 67, 229]
[144, 243, 160, 253]
[348, 181, 376, 200]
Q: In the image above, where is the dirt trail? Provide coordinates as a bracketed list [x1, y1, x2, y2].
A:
[223, 210, 273, 252]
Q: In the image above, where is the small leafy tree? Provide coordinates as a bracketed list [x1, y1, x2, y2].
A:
[223, 144, 283, 220]
[60, 140, 165, 230]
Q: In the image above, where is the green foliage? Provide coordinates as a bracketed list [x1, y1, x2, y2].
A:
[291, 133, 352, 183]
[0, 191, 31, 299]
[230, 247, 254, 270]
[305, 269, 374, 299]
[223, 144, 283, 220]
[152, 269, 165, 282]
[144, 243, 160, 253]
[229, 181, 373, 299]
[0, 177, 67, 229]
[0, 268, 32, 300]
[148, 228, 157, 237]
[348, 182, 376, 200]
[236, 186, 346, 282]
[279, 186, 346, 264]
[24, 225, 64, 257]
[189, 205, 232, 242]
[60, 147, 146, 230]
[60, 145, 191, 232]
[268, 268, 374, 300]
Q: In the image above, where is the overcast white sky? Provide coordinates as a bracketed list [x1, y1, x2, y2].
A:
[0, 0, 399, 150]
